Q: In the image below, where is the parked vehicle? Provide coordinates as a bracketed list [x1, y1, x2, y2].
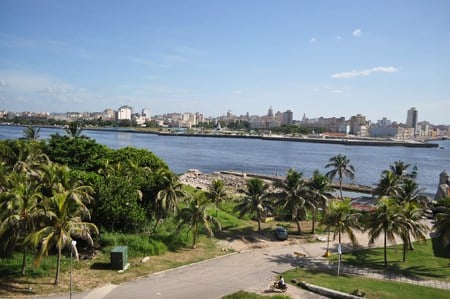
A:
[274, 227, 288, 240]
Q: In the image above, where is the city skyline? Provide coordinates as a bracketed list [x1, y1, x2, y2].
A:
[1, 1, 449, 124]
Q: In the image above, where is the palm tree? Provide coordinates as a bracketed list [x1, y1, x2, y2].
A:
[273, 169, 310, 234]
[365, 197, 406, 268]
[373, 171, 399, 198]
[400, 201, 429, 261]
[325, 154, 355, 199]
[177, 192, 221, 247]
[397, 178, 425, 205]
[27, 186, 97, 285]
[207, 179, 227, 216]
[389, 160, 412, 180]
[433, 197, 450, 247]
[308, 170, 332, 234]
[65, 122, 83, 138]
[22, 126, 40, 141]
[153, 170, 186, 231]
[321, 198, 361, 257]
[233, 178, 271, 233]
[0, 172, 43, 273]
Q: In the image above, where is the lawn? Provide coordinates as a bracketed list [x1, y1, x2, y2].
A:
[283, 267, 450, 299]
[329, 239, 450, 282]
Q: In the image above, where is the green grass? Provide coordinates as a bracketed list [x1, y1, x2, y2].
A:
[222, 290, 291, 299]
[284, 267, 450, 299]
[329, 240, 450, 281]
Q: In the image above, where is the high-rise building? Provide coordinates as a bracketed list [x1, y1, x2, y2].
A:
[406, 107, 418, 128]
[406, 107, 418, 136]
[282, 110, 293, 125]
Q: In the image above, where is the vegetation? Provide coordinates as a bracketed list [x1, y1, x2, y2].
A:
[325, 154, 355, 199]
[222, 290, 291, 299]
[0, 133, 444, 297]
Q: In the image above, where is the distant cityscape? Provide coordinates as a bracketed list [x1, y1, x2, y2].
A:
[0, 106, 449, 140]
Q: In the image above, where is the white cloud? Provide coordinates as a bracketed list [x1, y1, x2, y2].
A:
[352, 28, 362, 37]
[331, 66, 399, 79]
[336, 35, 342, 41]
[309, 37, 317, 43]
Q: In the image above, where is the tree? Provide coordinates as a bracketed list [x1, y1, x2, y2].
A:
[373, 171, 399, 198]
[365, 197, 406, 268]
[65, 122, 83, 138]
[153, 170, 186, 231]
[233, 178, 271, 233]
[321, 198, 361, 257]
[22, 126, 40, 141]
[400, 201, 428, 261]
[273, 169, 310, 234]
[307, 170, 332, 234]
[325, 154, 355, 199]
[177, 192, 221, 247]
[207, 179, 227, 216]
[27, 165, 98, 285]
[0, 172, 43, 272]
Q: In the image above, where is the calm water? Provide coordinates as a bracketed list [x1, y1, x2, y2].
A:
[1, 125, 449, 193]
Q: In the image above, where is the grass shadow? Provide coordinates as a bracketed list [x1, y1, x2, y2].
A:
[431, 236, 450, 258]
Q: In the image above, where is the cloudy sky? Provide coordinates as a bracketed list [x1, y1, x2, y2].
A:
[1, 0, 449, 124]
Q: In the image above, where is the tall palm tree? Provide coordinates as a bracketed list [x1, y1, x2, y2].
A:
[325, 154, 355, 199]
[207, 179, 227, 216]
[321, 198, 361, 257]
[389, 160, 412, 180]
[27, 186, 97, 285]
[400, 201, 429, 261]
[397, 178, 425, 205]
[365, 197, 406, 268]
[308, 170, 332, 234]
[0, 172, 43, 273]
[177, 192, 221, 247]
[273, 169, 310, 234]
[154, 170, 186, 231]
[233, 178, 271, 233]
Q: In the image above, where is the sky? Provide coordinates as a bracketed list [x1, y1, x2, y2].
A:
[0, 0, 449, 124]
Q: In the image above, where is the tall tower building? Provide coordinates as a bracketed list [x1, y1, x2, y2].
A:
[406, 107, 418, 135]
[406, 107, 418, 127]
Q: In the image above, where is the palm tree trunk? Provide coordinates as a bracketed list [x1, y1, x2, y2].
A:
[257, 210, 262, 233]
[54, 246, 61, 285]
[21, 247, 26, 276]
[296, 219, 302, 235]
[384, 230, 388, 268]
[402, 242, 407, 262]
[339, 178, 343, 199]
[312, 209, 316, 234]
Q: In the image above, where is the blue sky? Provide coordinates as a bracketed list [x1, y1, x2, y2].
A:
[1, 0, 449, 124]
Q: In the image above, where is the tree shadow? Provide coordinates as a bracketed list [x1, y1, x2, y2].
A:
[90, 262, 112, 270]
[0, 278, 54, 296]
[265, 253, 298, 267]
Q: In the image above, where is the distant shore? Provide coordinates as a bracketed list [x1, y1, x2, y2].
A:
[0, 124, 441, 148]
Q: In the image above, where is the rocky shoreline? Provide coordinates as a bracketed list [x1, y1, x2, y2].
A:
[179, 170, 374, 195]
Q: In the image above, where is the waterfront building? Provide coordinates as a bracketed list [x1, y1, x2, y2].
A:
[349, 114, 369, 136]
[117, 105, 132, 120]
[406, 107, 418, 135]
[102, 109, 115, 120]
[142, 109, 151, 120]
[282, 110, 293, 125]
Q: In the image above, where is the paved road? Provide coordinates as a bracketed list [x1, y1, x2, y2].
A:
[51, 241, 329, 299]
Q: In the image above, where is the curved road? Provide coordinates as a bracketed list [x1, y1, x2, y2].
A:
[52, 240, 334, 299]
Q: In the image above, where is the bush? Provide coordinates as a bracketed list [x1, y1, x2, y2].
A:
[98, 233, 168, 257]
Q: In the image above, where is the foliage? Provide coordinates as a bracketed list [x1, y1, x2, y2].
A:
[233, 178, 272, 233]
[44, 134, 112, 171]
[93, 175, 147, 233]
[98, 232, 168, 257]
[177, 192, 221, 246]
[433, 197, 450, 247]
[325, 154, 355, 199]
[272, 169, 310, 234]
[207, 179, 227, 216]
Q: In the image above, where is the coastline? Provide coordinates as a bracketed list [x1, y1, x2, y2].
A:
[0, 124, 441, 148]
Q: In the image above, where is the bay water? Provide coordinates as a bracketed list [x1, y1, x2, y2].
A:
[1, 125, 449, 194]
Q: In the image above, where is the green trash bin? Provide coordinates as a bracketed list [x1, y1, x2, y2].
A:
[110, 246, 128, 270]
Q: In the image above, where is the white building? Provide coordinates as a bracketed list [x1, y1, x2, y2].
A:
[117, 105, 132, 120]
